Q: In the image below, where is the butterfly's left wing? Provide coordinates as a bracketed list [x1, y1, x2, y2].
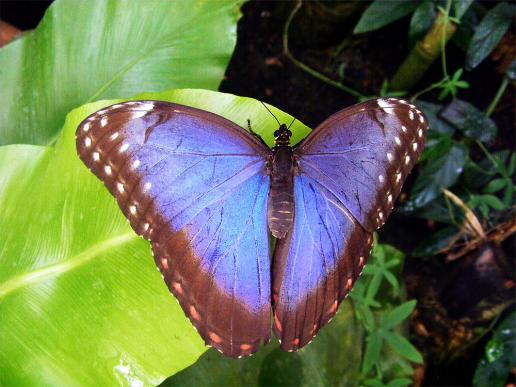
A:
[272, 99, 428, 351]
[76, 101, 272, 358]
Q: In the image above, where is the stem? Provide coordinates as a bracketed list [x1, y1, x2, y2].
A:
[476, 140, 510, 179]
[410, 78, 447, 101]
[390, 10, 456, 91]
[283, 1, 365, 99]
[440, 0, 453, 78]
[485, 77, 509, 117]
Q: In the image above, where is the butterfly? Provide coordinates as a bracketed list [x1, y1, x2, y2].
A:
[76, 98, 428, 358]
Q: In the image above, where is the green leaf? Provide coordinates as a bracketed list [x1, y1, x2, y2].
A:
[364, 379, 385, 387]
[418, 134, 452, 163]
[382, 331, 423, 364]
[409, 1, 436, 44]
[0, 89, 311, 385]
[466, 2, 515, 70]
[362, 332, 383, 374]
[452, 4, 481, 51]
[508, 153, 516, 175]
[387, 378, 413, 387]
[380, 301, 417, 330]
[440, 99, 498, 142]
[437, 69, 471, 100]
[483, 178, 507, 194]
[474, 312, 516, 387]
[405, 143, 468, 209]
[0, 0, 242, 146]
[412, 226, 458, 257]
[383, 270, 400, 291]
[416, 100, 455, 136]
[462, 150, 511, 189]
[366, 272, 384, 302]
[453, 0, 475, 20]
[163, 302, 364, 386]
[409, 195, 464, 224]
[354, 0, 418, 34]
[469, 194, 506, 211]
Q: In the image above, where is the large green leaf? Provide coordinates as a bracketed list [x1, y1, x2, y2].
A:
[163, 301, 364, 386]
[0, 0, 242, 146]
[0, 89, 311, 385]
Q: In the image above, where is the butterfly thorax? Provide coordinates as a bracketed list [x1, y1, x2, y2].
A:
[267, 124, 295, 239]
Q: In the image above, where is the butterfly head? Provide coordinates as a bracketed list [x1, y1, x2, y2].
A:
[274, 124, 292, 147]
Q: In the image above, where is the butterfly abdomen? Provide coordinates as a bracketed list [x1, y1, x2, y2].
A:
[268, 147, 295, 239]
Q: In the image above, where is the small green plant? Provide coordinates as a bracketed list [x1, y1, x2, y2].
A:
[350, 239, 423, 386]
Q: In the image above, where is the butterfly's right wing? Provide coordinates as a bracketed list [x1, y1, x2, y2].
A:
[272, 99, 428, 351]
[76, 101, 272, 358]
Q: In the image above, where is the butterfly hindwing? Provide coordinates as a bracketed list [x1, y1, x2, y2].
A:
[272, 98, 428, 350]
[272, 173, 373, 351]
[76, 101, 272, 358]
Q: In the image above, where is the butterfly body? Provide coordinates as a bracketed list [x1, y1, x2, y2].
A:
[76, 97, 428, 358]
[268, 123, 296, 239]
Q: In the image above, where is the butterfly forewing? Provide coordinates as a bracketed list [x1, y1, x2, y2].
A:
[297, 98, 428, 232]
[76, 101, 272, 358]
[272, 98, 428, 350]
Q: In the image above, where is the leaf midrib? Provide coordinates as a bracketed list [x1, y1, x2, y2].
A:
[0, 232, 136, 299]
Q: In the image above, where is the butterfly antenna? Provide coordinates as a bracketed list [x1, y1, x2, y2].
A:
[287, 117, 296, 130]
[261, 102, 281, 126]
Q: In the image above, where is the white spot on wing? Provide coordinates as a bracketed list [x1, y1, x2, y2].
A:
[84, 137, 92, 147]
[394, 136, 401, 146]
[110, 132, 119, 140]
[132, 159, 141, 169]
[418, 128, 423, 138]
[83, 122, 91, 132]
[409, 110, 415, 120]
[120, 143, 129, 153]
[378, 99, 393, 109]
[387, 152, 394, 162]
[104, 165, 112, 175]
[412, 142, 418, 151]
[379, 174, 385, 183]
[401, 125, 407, 133]
[117, 183, 124, 193]
[100, 116, 108, 127]
[405, 155, 411, 165]
[92, 152, 100, 161]
[129, 205, 137, 215]
[139, 102, 155, 111]
[132, 111, 147, 119]
[143, 182, 152, 191]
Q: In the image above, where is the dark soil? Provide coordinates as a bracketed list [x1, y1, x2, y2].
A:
[2, 1, 514, 386]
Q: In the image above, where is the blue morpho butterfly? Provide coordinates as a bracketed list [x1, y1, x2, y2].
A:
[76, 98, 428, 358]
